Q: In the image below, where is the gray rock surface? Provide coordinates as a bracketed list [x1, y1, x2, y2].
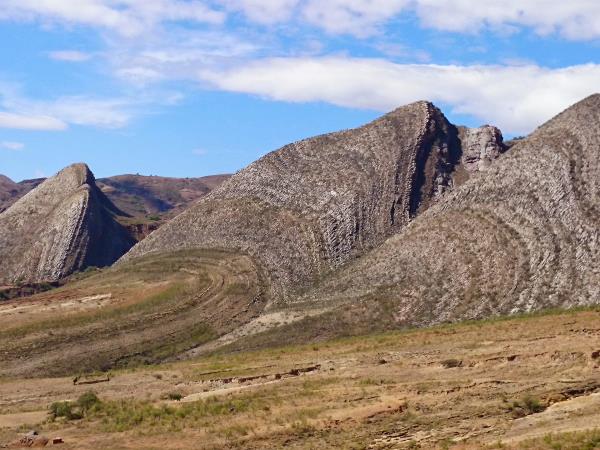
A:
[122, 101, 505, 300]
[305, 94, 600, 325]
[0, 163, 135, 284]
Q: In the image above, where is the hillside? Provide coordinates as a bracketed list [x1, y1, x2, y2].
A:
[0, 176, 44, 213]
[96, 174, 229, 219]
[0, 164, 135, 284]
[2, 307, 600, 449]
[0, 173, 230, 238]
[123, 101, 507, 300]
[299, 94, 599, 328]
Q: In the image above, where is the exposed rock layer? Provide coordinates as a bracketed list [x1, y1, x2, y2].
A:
[306, 95, 600, 325]
[123, 102, 506, 300]
[0, 164, 135, 283]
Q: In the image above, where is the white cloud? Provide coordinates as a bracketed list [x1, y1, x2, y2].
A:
[0, 112, 67, 130]
[0, 141, 25, 150]
[37, 97, 134, 129]
[414, 0, 600, 40]
[48, 50, 92, 62]
[302, 0, 409, 36]
[213, 0, 600, 40]
[0, 82, 137, 130]
[2, 0, 600, 40]
[0, 0, 225, 36]
[107, 28, 260, 86]
[219, 0, 301, 24]
[199, 57, 600, 134]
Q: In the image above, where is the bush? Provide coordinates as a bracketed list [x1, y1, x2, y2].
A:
[508, 395, 545, 418]
[78, 391, 101, 413]
[167, 392, 183, 401]
[49, 391, 101, 421]
[441, 359, 462, 368]
[49, 401, 82, 420]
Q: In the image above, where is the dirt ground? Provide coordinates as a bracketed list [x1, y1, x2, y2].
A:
[1, 308, 600, 449]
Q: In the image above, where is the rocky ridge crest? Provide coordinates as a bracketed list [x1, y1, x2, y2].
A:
[123, 101, 506, 301]
[0, 163, 135, 284]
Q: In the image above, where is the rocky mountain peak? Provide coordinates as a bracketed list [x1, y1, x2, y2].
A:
[0, 163, 135, 284]
[123, 100, 508, 301]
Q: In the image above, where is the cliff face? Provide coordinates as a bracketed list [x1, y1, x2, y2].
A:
[305, 95, 600, 325]
[123, 101, 506, 300]
[0, 164, 135, 284]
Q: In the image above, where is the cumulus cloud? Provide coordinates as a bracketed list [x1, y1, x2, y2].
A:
[213, 0, 600, 39]
[414, 0, 600, 40]
[302, 0, 409, 36]
[5, 0, 600, 40]
[0, 141, 25, 150]
[199, 58, 600, 134]
[0, 0, 225, 36]
[48, 50, 92, 62]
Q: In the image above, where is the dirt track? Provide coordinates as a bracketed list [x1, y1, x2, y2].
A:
[0, 250, 268, 377]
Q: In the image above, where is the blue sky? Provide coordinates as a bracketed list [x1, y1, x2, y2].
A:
[1, 1, 600, 181]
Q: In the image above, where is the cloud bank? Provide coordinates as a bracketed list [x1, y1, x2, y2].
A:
[200, 58, 600, 134]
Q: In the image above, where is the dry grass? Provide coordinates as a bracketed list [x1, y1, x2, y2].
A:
[2, 307, 600, 448]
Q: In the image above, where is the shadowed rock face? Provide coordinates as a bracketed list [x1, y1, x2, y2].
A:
[0, 163, 136, 284]
[123, 101, 506, 300]
[307, 95, 600, 325]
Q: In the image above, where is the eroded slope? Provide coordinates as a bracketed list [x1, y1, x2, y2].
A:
[0, 164, 135, 284]
[305, 94, 599, 325]
[123, 102, 505, 301]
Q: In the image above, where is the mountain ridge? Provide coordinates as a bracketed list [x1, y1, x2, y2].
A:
[0, 163, 135, 284]
[300, 94, 599, 326]
[122, 100, 507, 301]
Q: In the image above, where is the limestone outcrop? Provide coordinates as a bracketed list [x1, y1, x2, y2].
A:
[0, 163, 135, 284]
[305, 95, 600, 325]
[122, 101, 506, 300]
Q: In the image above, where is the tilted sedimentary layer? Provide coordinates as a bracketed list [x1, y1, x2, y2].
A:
[0, 163, 135, 284]
[123, 101, 506, 300]
[305, 95, 600, 324]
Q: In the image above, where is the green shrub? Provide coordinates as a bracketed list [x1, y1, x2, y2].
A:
[78, 391, 101, 413]
[167, 392, 183, 401]
[49, 390, 101, 421]
[49, 401, 82, 420]
[508, 395, 545, 418]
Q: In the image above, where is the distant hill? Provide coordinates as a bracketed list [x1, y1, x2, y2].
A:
[123, 101, 507, 300]
[0, 164, 135, 284]
[0, 176, 43, 213]
[96, 174, 230, 240]
[0, 172, 231, 240]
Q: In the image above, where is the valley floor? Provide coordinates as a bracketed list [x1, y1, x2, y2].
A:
[2, 308, 600, 449]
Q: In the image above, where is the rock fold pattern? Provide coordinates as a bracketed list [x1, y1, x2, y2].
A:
[306, 95, 600, 324]
[0, 163, 135, 283]
[123, 101, 505, 300]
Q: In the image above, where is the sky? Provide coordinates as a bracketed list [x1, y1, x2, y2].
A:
[1, 1, 600, 181]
